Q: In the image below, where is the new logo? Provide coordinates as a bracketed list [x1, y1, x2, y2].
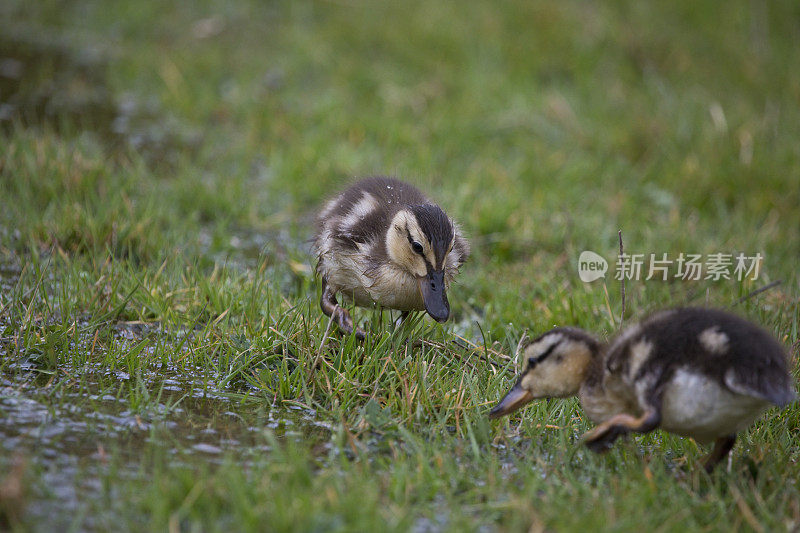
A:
[578, 251, 608, 282]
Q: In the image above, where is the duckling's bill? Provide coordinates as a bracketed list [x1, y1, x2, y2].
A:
[488, 380, 534, 419]
[417, 269, 450, 322]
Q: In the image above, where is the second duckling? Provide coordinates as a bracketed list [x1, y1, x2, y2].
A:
[489, 308, 796, 471]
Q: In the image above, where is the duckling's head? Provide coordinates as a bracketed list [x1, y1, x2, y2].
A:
[489, 328, 600, 419]
[386, 205, 455, 322]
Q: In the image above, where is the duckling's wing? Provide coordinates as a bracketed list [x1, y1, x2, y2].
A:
[332, 208, 391, 250]
[723, 365, 796, 407]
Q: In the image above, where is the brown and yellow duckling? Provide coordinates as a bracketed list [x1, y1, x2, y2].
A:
[489, 308, 796, 471]
[313, 176, 469, 339]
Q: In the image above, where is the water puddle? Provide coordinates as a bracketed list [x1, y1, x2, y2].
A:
[0, 353, 333, 529]
[0, 255, 318, 526]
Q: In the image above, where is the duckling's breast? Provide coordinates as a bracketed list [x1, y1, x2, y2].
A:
[660, 367, 770, 443]
[324, 255, 424, 311]
[363, 265, 425, 311]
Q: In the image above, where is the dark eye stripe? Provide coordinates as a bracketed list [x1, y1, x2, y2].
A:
[406, 231, 424, 255]
[528, 343, 557, 367]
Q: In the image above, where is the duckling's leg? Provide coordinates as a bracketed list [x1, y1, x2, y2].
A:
[582, 408, 661, 453]
[320, 278, 366, 340]
[701, 434, 736, 473]
[396, 311, 410, 327]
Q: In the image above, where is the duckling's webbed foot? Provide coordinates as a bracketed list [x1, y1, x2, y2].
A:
[701, 434, 736, 473]
[582, 408, 661, 454]
[320, 280, 366, 340]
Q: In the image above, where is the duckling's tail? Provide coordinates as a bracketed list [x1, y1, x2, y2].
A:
[773, 386, 797, 407]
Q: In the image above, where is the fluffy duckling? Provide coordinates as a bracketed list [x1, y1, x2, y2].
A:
[313, 177, 469, 339]
[489, 308, 796, 471]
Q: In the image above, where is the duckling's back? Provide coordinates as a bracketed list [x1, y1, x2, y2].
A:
[609, 308, 796, 407]
[316, 176, 430, 249]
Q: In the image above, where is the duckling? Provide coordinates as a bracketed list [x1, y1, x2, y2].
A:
[489, 308, 796, 471]
[313, 176, 469, 339]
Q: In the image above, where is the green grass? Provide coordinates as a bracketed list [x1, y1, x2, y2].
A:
[1, 0, 799, 531]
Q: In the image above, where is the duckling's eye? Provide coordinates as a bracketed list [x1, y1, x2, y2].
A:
[410, 240, 424, 255]
[527, 357, 538, 368]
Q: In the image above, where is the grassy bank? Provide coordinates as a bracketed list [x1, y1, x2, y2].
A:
[1, 0, 799, 530]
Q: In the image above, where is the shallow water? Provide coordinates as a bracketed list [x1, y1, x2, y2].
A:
[0, 363, 334, 529]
